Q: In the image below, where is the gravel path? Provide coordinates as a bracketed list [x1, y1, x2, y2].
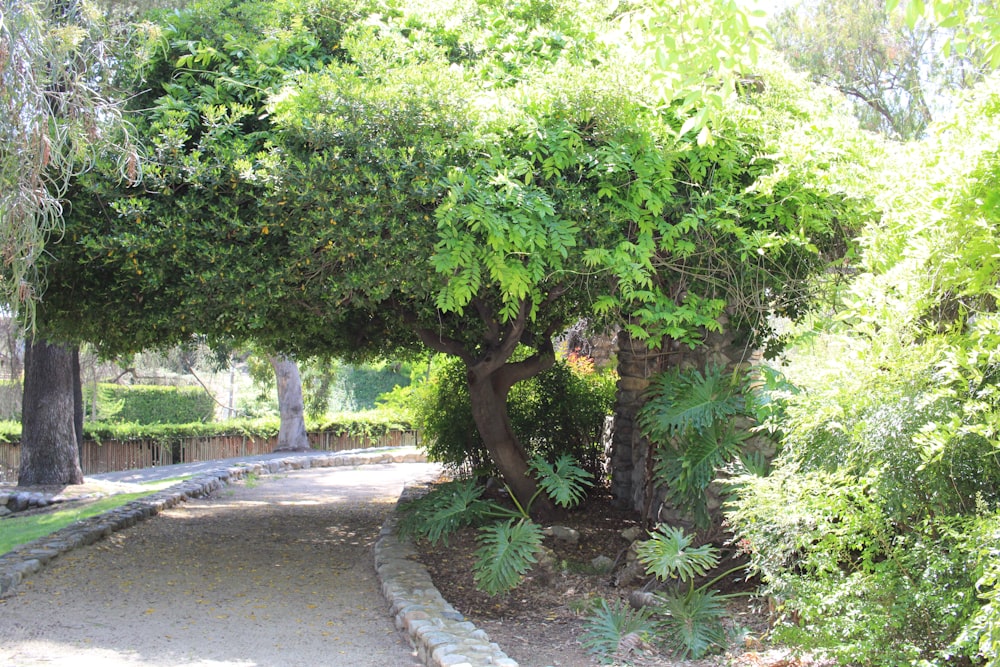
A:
[0, 462, 442, 667]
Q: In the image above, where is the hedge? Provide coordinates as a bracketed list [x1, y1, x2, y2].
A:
[0, 410, 413, 446]
[96, 383, 215, 424]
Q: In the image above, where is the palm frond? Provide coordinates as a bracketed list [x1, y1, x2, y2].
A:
[473, 518, 544, 595]
[529, 454, 594, 508]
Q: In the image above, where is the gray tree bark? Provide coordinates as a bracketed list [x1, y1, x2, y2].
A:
[18, 338, 83, 486]
[270, 355, 310, 452]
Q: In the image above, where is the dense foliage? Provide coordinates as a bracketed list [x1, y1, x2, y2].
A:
[96, 384, 215, 424]
[727, 75, 1000, 665]
[0, 411, 411, 445]
[413, 353, 615, 477]
[36, 0, 871, 510]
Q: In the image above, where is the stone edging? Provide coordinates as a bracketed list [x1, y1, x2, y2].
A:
[375, 484, 518, 667]
[0, 447, 517, 667]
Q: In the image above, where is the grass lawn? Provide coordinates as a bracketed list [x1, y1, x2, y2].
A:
[0, 476, 190, 556]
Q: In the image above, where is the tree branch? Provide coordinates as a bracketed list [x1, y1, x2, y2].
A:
[496, 336, 556, 394]
[402, 311, 472, 362]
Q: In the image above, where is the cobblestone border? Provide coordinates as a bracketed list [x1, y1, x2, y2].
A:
[0, 447, 517, 667]
[375, 485, 518, 667]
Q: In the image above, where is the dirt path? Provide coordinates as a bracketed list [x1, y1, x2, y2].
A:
[0, 463, 441, 667]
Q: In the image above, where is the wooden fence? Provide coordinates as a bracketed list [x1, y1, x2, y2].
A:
[0, 429, 420, 484]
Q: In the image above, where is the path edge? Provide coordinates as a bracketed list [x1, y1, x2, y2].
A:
[375, 483, 519, 667]
[0, 447, 419, 597]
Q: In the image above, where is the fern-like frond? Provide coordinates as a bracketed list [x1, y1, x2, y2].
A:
[678, 422, 749, 492]
[529, 454, 594, 508]
[636, 525, 719, 583]
[656, 587, 727, 660]
[652, 421, 749, 527]
[396, 479, 497, 545]
[473, 518, 544, 595]
[580, 598, 657, 663]
[639, 365, 744, 441]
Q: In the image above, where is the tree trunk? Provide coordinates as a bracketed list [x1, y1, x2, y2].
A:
[72, 346, 84, 463]
[467, 362, 555, 520]
[19, 338, 83, 486]
[270, 355, 310, 452]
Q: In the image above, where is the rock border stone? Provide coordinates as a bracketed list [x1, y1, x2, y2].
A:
[375, 484, 518, 667]
[0, 447, 517, 667]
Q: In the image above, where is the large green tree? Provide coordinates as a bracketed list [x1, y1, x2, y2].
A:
[2, 0, 148, 486]
[44, 0, 868, 510]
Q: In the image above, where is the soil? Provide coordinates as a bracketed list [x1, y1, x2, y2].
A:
[410, 483, 817, 667]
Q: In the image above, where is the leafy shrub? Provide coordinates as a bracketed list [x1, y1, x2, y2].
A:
[398, 454, 593, 594]
[583, 525, 741, 662]
[333, 361, 411, 411]
[639, 364, 780, 527]
[412, 353, 615, 477]
[96, 383, 215, 424]
[2, 412, 411, 446]
[581, 599, 658, 663]
[726, 340, 996, 665]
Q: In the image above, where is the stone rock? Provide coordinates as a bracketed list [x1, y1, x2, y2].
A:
[621, 526, 645, 542]
[590, 555, 614, 573]
[0, 506, 10, 517]
[543, 526, 580, 544]
[614, 543, 645, 587]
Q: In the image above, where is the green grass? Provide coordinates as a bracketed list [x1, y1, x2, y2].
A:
[0, 475, 192, 556]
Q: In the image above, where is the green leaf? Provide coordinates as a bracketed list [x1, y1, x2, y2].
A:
[638, 365, 744, 439]
[396, 479, 497, 545]
[636, 525, 719, 583]
[473, 519, 544, 595]
[528, 454, 594, 508]
[656, 588, 727, 659]
[580, 598, 657, 660]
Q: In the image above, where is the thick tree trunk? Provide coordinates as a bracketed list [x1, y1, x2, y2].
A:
[467, 362, 555, 520]
[270, 355, 310, 452]
[410, 300, 561, 519]
[19, 339, 83, 486]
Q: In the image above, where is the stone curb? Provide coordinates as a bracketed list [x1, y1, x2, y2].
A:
[375, 485, 518, 667]
[0, 447, 425, 598]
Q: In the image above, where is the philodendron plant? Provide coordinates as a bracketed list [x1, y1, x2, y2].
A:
[397, 454, 593, 594]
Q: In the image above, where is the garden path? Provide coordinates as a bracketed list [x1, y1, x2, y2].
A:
[0, 461, 441, 667]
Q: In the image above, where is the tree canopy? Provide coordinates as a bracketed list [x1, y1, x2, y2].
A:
[40, 0, 873, 508]
[0, 0, 140, 328]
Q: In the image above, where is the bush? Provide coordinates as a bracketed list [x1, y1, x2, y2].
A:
[726, 339, 999, 665]
[411, 353, 616, 477]
[97, 383, 215, 424]
[0, 412, 412, 446]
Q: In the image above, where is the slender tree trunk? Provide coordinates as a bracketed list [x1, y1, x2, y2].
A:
[270, 355, 310, 452]
[18, 338, 83, 486]
[72, 346, 83, 465]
